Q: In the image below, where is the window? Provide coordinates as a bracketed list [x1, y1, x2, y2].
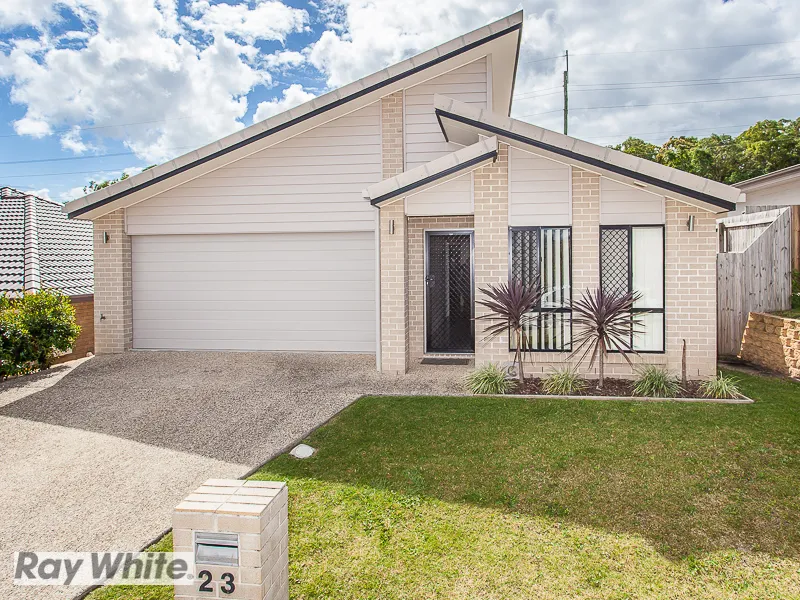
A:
[600, 225, 665, 352]
[509, 227, 572, 352]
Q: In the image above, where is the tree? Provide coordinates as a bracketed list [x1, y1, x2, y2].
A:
[83, 164, 157, 194]
[611, 137, 658, 161]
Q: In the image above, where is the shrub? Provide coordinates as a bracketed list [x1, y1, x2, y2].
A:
[466, 363, 514, 395]
[542, 367, 588, 395]
[792, 270, 800, 311]
[699, 372, 744, 399]
[0, 290, 80, 380]
[633, 365, 681, 398]
[571, 288, 644, 390]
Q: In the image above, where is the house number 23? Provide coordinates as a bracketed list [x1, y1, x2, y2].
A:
[198, 570, 235, 594]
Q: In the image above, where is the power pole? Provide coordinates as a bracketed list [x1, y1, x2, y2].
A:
[563, 50, 569, 135]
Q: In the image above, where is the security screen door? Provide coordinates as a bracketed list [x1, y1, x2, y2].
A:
[425, 232, 474, 353]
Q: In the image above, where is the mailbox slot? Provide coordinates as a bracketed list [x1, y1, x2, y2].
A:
[194, 531, 240, 567]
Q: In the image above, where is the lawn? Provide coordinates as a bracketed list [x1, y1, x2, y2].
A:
[90, 369, 800, 599]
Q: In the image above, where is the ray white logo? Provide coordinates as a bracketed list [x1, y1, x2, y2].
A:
[13, 552, 196, 586]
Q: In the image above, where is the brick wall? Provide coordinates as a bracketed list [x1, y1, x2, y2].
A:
[474, 144, 510, 365]
[407, 215, 474, 359]
[378, 92, 408, 373]
[53, 294, 94, 364]
[93, 209, 132, 354]
[740, 312, 800, 378]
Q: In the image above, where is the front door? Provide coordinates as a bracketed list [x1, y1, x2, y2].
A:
[425, 231, 474, 353]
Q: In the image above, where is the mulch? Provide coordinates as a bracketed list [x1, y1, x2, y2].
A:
[514, 377, 704, 398]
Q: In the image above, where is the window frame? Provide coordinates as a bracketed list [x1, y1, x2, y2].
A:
[599, 224, 666, 354]
[507, 225, 573, 353]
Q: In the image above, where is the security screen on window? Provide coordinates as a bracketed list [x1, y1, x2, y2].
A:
[509, 227, 572, 352]
[600, 225, 665, 352]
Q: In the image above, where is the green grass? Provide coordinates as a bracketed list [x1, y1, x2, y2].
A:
[772, 308, 800, 319]
[90, 369, 800, 599]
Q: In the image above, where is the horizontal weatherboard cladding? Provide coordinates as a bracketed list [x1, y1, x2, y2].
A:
[67, 21, 522, 219]
[436, 109, 737, 211]
[126, 105, 380, 235]
[405, 58, 488, 216]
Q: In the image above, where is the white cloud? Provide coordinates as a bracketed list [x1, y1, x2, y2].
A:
[0, 0, 308, 163]
[253, 83, 315, 123]
[307, 0, 800, 145]
[183, 0, 308, 44]
[60, 126, 94, 154]
[59, 186, 88, 202]
[264, 49, 305, 70]
[25, 187, 51, 200]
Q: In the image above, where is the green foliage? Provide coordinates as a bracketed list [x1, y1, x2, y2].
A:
[699, 372, 744, 400]
[466, 363, 514, 395]
[612, 117, 800, 184]
[633, 365, 681, 398]
[542, 367, 588, 395]
[0, 290, 80, 379]
[83, 165, 156, 194]
[793, 271, 800, 311]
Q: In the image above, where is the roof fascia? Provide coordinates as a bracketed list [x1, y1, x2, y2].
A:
[66, 15, 523, 220]
[436, 108, 737, 212]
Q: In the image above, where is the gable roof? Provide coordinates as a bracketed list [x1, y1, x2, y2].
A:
[736, 163, 800, 191]
[363, 137, 498, 205]
[434, 95, 743, 213]
[0, 187, 93, 296]
[64, 12, 523, 220]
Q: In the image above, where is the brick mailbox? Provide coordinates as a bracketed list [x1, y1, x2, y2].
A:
[173, 479, 288, 600]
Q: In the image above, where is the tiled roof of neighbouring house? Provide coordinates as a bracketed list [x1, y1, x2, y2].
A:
[0, 187, 93, 296]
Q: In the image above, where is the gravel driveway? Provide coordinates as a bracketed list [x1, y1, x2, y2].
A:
[0, 352, 465, 600]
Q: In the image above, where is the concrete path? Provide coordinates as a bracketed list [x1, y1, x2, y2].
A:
[0, 352, 466, 599]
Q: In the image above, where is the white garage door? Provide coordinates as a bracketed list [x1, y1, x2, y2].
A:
[131, 232, 376, 352]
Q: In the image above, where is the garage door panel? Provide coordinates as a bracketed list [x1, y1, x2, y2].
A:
[132, 232, 376, 352]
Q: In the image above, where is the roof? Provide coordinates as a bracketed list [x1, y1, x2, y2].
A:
[735, 163, 800, 191]
[64, 12, 523, 220]
[363, 137, 498, 205]
[434, 95, 744, 213]
[0, 187, 93, 296]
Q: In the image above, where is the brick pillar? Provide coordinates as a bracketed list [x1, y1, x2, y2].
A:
[474, 144, 510, 366]
[93, 209, 132, 353]
[378, 91, 408, 373]
[571, 167, 600, 295]
[665, 199, 717, 378]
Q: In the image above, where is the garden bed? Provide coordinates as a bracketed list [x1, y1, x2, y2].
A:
[515, 377, 705, 398]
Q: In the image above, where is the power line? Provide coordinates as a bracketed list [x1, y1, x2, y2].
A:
[582, 123, 754, 141]
[0, 145, 198, 166]
[513, 72, 800, 99]
[520, 92, 800, 118]
[570, 39, 800, 57]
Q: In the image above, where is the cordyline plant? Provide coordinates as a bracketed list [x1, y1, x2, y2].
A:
[571, 288, 644, 390]
[475, 280, 544, 382]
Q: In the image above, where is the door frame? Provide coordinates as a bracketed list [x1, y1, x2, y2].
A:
[423, 229, 475, 354]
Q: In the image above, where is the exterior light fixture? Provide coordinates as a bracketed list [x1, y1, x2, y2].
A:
[687, 215, 695, 231]
[103, 232, 110, 243]
[389, 219, 395, 235]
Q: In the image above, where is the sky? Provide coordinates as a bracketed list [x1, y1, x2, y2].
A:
[0, 0, 798, 203]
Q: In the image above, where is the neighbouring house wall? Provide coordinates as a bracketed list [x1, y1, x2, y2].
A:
[407, 215, 475, 359]
[600, 177, 665, 225]
[53, 294, 94, 364]
[740, 312, 800, 378]
[93, 209, 132, 353]
[379, 92, 409, 373]
[404, 58, 487, 216]
[125, 103, 381, 235]
[508, 147, 570, 226]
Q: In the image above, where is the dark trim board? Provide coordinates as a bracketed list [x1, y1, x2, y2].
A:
[435, 109, 737, 212]
[68, 22, 523, 219]
[371, 150, 498, 206]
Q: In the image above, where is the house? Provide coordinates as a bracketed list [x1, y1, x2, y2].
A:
[1, 186, 94, 361]
[735, 165, 800, 271]
[63, 11, 746, 379]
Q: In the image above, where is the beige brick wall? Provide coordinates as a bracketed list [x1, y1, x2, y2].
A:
[664, 199, 717, 378]
[571, 168, 600, 292]
[92, 209, 132, 354]
[407, 216, 475, 359]
[740, 312, 800, 378]
[53, 294, 94, 364]
[474, 144, 510, 365]
[378, 92, 408, 373]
